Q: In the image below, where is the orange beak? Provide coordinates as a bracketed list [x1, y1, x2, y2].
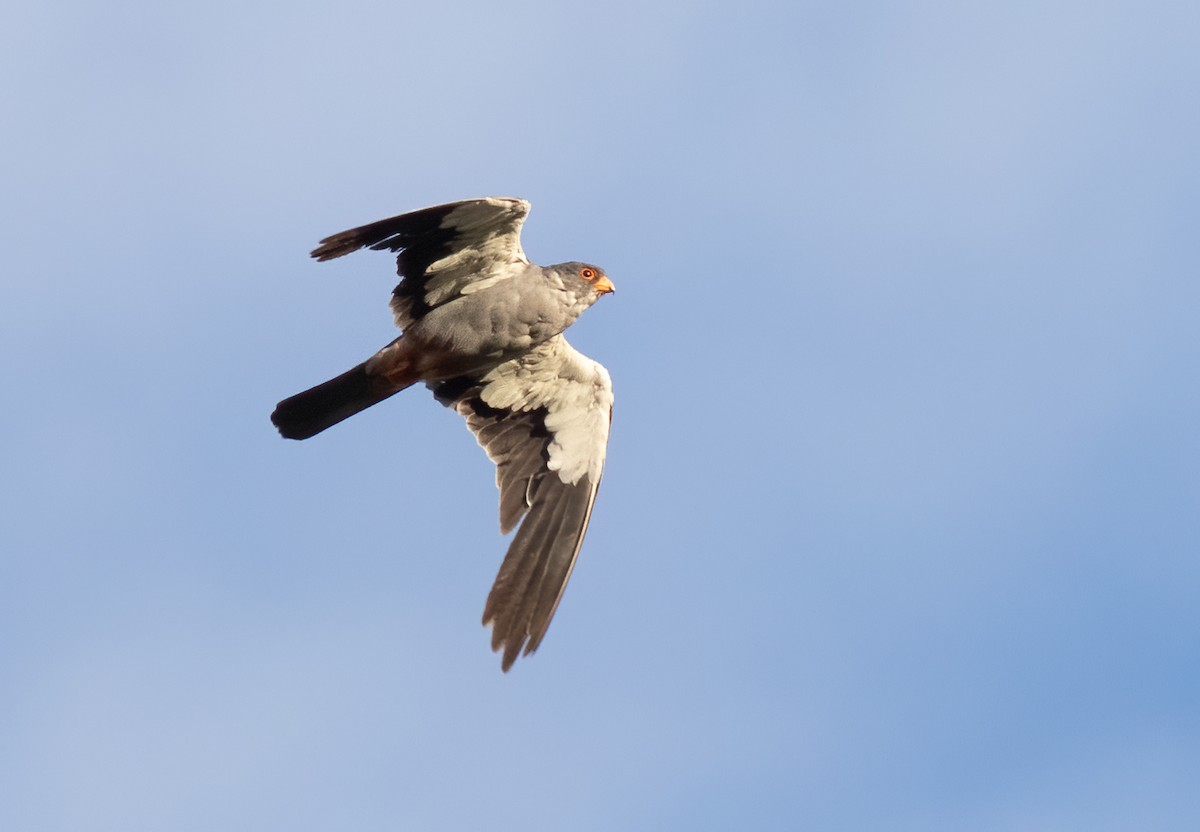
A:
[594, 275, 615, 295]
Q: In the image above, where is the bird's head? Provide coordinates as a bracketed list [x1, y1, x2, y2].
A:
[562, 262, 615, 297]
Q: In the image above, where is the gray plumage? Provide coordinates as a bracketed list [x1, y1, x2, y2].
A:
[272, 197, 614, 671]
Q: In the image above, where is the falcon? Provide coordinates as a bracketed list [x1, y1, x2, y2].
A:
[271, 197, 615, 671]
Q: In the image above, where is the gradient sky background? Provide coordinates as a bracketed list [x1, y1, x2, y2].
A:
[3, 1, 1198, 829]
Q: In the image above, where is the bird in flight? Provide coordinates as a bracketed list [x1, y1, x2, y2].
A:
[271, 197, 615, 671]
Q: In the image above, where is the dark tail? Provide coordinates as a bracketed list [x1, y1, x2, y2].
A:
[271, 362, 412, 440]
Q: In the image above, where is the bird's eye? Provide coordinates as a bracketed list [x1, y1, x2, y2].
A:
[580, 268, 595, 280]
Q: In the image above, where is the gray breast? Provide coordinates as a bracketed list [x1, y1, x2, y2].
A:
[405, 268, 588, 374]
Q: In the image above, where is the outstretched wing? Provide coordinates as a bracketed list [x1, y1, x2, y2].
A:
[429, 335, 614, 671]
[311, 197, 532, 328]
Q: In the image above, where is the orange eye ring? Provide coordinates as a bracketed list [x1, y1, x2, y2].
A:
[580, 267, 596, 280]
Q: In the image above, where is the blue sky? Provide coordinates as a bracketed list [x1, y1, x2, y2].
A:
[3, 1, 1198, 829]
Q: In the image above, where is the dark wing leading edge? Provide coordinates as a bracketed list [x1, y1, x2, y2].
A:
[310, 197, 532, 328]
[430, 335, 614, 671]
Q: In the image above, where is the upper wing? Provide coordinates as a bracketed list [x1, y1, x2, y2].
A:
[429, 335, 614, 671]
[311, 197, 532, 328]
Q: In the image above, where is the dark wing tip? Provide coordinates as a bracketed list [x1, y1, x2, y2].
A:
[488, 617, 540, 673]
[308, 197, 529, 263]
[310, 232, 361, 262]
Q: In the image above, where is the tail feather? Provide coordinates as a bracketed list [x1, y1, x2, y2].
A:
[271, 362, 412, 440]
